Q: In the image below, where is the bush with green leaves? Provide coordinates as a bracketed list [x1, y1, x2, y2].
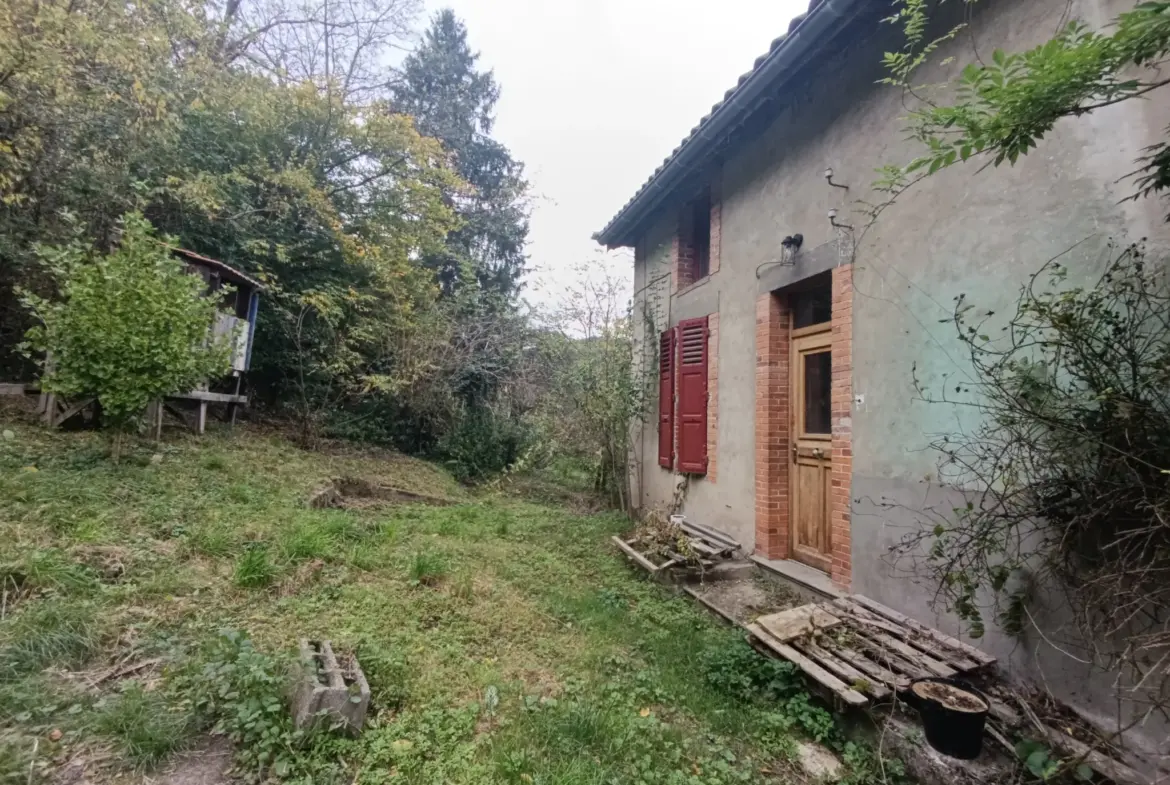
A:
[699, 636, 802, 704]
[173, 630, 301, 781]
[437, 405, 532, 483]
[23, 212, 231, 437]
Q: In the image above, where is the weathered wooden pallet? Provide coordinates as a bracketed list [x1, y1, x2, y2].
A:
[612, 519, 742, 576]
[744, 595, 995, 707]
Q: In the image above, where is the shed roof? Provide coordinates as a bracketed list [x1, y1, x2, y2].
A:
[169, 247, 265, 291]
[593, 0, 871, 248]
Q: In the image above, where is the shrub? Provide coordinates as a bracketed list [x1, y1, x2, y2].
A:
[437, 405, 532, 483]
[22, 212, 232, 452]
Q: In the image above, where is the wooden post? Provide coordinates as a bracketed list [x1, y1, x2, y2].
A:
[227, 376, 243, 426]
[196, 401, 207, 435]
[146, 401, 163, 440]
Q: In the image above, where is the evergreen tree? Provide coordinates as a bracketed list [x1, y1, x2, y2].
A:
[393, 9, 529, 300]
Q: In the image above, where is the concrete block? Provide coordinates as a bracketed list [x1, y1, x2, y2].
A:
[293, 640, 370, 735]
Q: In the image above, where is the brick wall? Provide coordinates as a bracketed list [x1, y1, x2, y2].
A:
[830, 265, 853, 590]
[672, 233, 696, 293]
[707, 312, 719, 483]
[754, 292, 790, 558]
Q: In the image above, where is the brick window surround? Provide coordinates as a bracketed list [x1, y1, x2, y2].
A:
[672, 194, 721, 293]
[754, 265, 853, 590]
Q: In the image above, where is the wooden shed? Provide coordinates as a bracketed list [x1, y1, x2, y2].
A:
[29, 247, 265, 435]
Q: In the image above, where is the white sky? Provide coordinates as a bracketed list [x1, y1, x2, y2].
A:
[423, 0, 811, 310]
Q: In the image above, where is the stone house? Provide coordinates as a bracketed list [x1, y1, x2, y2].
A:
[595, 0, 1169, 762]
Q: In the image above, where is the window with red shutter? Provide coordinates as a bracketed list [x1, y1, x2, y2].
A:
[676, 316, 708, 474]
[658, 329, 675, 468]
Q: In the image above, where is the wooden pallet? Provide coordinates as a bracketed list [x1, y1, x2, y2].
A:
[612, 518, 742, 576]
[745, 595, 995, 706]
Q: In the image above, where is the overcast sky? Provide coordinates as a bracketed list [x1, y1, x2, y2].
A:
[422, 0, 811, 309]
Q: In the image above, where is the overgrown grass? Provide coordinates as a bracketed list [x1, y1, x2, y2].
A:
[94, 683, 192, 766]
[0, 599, 102, 678]
[0, 423, 895, 785]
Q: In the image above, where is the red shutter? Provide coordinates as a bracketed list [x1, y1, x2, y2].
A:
[676, 316, 709, 474]
[658, 329, 675, 468]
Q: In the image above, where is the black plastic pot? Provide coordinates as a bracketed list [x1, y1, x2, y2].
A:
[908, 677, 989, 760]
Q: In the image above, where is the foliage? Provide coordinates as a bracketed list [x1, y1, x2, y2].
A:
[392, 9, 530, 299]
[900, 243, 1170, 709]
[437, 404, 533, 482]
[1014, 739, 1095, 782]
[0, 0, 536, 461]
[22, 213, 231, 435]
[532, 258, 644, 510]
[174, 630, 301, 781]
[699, 637, 801, 703]
[94, 682, 193, 767]
[875, 0, 1170, 739]
[878, 1, 1170, 216]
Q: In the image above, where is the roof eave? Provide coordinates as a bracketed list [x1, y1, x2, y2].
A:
[594, 0, 869, 249]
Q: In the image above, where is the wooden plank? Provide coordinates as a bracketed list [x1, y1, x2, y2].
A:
[850, 594, 995, 666]
[1041, 725, 1151, 785]
[55, 398, 94, 427]
[168, 390, 249, 404]
[679, 521, 740, 549]
[822, 641, 910, 691]
[687, 539, 723, 558]
[850, 626, 956, 678]
[612, 536, 663, 574]
[746, 623, 868, 706]
[0, 383, 27, 396]
[832, 599, 981, 671]
[793, 639, 891, 699]
[849, 631, 932, 680]
[757, 605, 841, 642]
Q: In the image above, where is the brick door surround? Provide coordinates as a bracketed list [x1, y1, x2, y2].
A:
[754, 265, 853, 590]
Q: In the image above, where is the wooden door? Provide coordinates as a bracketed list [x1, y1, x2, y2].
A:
[790, 328, 833, 572]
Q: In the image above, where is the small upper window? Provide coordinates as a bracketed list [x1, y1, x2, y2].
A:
[791, 278, 832, 328]
[678, 190, 712, 286]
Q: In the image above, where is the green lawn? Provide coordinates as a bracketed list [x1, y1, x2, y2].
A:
[0, 422, 894, 785]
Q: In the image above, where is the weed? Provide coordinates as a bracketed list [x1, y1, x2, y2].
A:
[355, 641, 412, 711]
[278, 519, 336, 562]
[699, 635, 801, 703]
[451, 572, 474, 600]
[173, 630, 299, 781]
[3, 549, 97, 594]
[0, 600, 101, 676]
[234, 544, 277, 588]
[95, 682, 192, 767]
[186, 520, 237, 557]
[408, 551, 446, 587]
[200, 453, 228, 471]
